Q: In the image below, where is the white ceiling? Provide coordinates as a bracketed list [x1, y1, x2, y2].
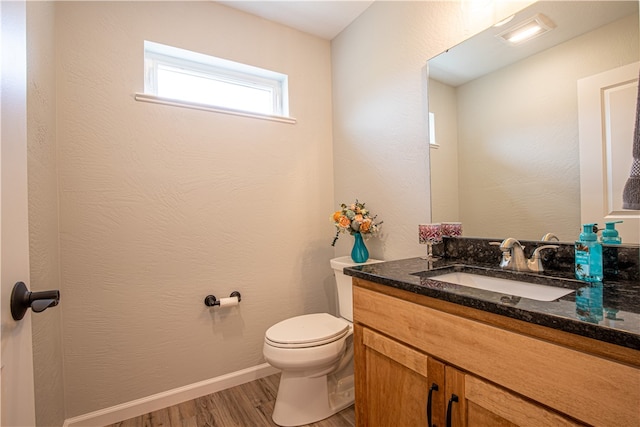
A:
[216, 1, 374, 40]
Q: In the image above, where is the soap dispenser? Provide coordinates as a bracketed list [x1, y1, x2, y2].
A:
[601, 221, 623, 244]
[601, 220, 623, 277]
[575, 223, 603, 283]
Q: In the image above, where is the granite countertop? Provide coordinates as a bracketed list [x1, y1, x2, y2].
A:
[345, 256, 640, 351]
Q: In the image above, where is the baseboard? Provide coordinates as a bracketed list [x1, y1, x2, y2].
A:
[63, 363, 280, 427]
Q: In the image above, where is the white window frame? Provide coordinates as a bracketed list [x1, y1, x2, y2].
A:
[135, 41, 295, 123]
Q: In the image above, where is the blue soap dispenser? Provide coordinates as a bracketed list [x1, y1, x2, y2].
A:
[601, 220, 623, 277]
[575, 223, 603, 282]
[601, 221, 623, 244]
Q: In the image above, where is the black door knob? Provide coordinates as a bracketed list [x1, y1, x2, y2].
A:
[10, 281, 60, 320]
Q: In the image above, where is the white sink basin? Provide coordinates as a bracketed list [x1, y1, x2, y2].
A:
[429, 272, 574, 302]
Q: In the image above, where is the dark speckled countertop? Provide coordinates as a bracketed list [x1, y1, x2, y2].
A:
[344, 237, 640, 351]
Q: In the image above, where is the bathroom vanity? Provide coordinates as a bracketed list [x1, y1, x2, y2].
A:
[345, 238, 640, 427]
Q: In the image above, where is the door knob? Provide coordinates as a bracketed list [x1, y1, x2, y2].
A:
[10, 281, 60, 321]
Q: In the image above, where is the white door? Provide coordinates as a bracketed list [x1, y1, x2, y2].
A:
[578, 62, 640, 244]
[1, 0, 37, 425]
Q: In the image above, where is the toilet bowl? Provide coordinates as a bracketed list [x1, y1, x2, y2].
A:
[263, 256, 382, 427]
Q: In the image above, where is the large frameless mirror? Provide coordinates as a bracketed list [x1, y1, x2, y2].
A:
[428, 1, 639, 243]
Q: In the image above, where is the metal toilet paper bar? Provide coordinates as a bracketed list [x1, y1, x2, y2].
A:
[204, 291, 241, 308]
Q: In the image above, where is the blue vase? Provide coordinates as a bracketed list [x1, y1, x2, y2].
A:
[351, 232, 369, 263]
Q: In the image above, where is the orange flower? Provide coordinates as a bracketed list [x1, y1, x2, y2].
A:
[338, 215, 351, 228]
[330, 200, 382, 246]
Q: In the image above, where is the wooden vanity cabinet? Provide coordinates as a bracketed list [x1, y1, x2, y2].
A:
[355, 324, 446, 427]
[355, 326, 581, 427]
[353, 278, 640, 427]
[458, 370, 586, 427]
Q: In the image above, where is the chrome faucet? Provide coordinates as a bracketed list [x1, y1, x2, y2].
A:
[491, 238, 528, 271]
[490, 238, 559, 273]
[528, 245, 560, 272]
[541, 233, 560, 242]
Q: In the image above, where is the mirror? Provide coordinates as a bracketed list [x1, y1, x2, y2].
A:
[428, 1, 639, 243]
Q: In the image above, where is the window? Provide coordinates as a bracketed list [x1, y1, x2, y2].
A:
[138, 41, 292, 121]
[429, 112, 439, 148]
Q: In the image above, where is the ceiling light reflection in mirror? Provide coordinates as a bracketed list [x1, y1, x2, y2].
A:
[497, 13, 556, 45]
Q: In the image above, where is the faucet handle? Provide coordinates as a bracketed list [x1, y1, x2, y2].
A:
[532, 244, 559, 257]
[528, 245, 559, 273]
[500, 237, 523, 249]
[489, 241, 510, 257]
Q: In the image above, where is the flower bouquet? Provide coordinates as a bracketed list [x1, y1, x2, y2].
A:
[331, 200, 382, 263]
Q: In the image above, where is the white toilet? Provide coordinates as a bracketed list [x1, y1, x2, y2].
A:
[263, 256, 382, 426]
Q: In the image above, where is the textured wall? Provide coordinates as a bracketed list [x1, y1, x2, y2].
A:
[456, 14, 639, 241]
[54, 1, 334, 417]
[26, 3, 66, 426]
[331, 1, 530, 261]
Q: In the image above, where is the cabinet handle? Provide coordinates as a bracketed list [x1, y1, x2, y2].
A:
[445, 394, 459, 427]
[426, 382, 439, 427]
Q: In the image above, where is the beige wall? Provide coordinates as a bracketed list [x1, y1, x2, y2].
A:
[331, 1, 529, 260]
[455, 14, 639, 241]
[26, 2, 65, 426]
[29, 0, 335, 419]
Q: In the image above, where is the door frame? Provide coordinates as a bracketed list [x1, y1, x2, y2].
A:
[0, 0, 37, 424]
[578, 61, 640, 243]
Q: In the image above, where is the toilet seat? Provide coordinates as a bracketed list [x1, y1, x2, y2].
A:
[265, 313, 350, 349]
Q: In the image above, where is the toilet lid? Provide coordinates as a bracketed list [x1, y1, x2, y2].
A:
[265, 313, 350, 348]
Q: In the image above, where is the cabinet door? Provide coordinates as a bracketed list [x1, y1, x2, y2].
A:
[462, 373, 586, 427]
[444, 367, 466, 427]
[354, 325, 446, 427]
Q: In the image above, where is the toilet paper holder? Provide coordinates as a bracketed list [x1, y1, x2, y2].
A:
[204, 291, 241, 307]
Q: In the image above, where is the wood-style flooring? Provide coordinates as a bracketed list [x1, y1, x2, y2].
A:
[105, 373, 355, 427]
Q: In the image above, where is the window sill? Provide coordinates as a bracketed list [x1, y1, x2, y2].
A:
[134, 93, 297, 124]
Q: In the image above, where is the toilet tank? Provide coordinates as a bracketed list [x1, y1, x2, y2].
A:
[330, 256, 383, 322]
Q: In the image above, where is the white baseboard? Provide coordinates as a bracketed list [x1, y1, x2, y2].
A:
[63, 363, 280, 427]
